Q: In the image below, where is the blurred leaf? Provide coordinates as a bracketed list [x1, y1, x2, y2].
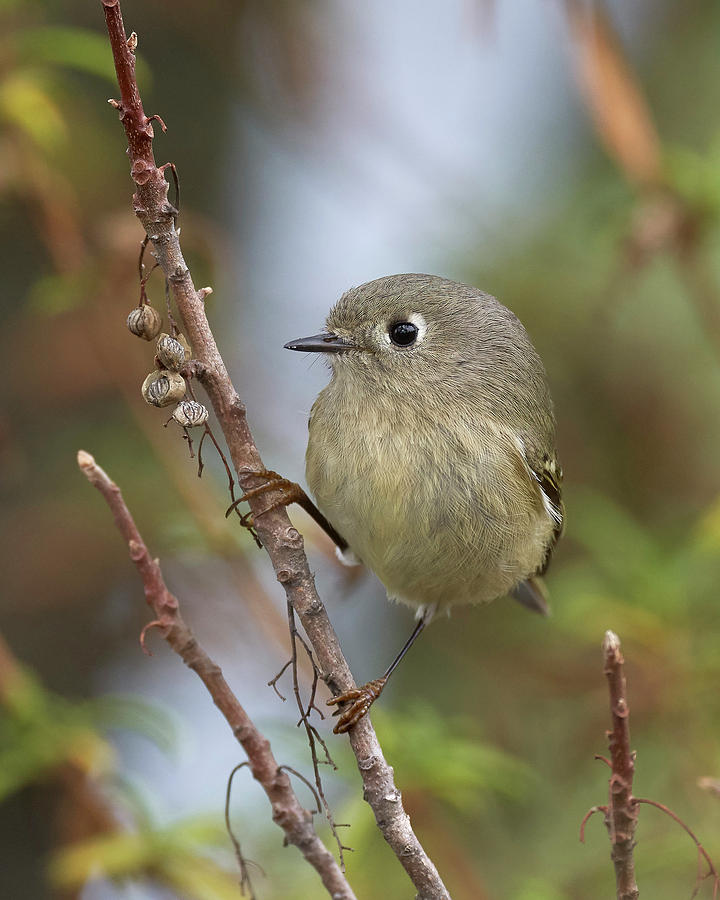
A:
[565, 0, 663, 187]
[511, 876, 564, 900]
[0, 70, 67, 151]
[0, 666, 113, 801]
[51, 830, 146, 886]
[27, 270, 92, 315]
[87, 693, 181, 758]
[565, 489, 664, 587]
[162, 815, 229, 846]
[0, 667, 180, 801]
[15, 26, 151, 87]
[49, 814, 235, 899]
[665, 133, 720, 220]
[693, 492, 720, 553]
[374, 702, 534, 812]
[102, 772, 162, 832]
[0, 713, 111, 802]
[162, 854, 246, 900]
[563, 488, 720, 628]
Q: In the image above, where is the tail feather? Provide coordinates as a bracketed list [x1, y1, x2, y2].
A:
[511, 576, 551, 617]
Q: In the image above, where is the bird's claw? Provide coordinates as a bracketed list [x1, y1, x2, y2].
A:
[326, 677, 387, 734]
[225, 470, 303, 524]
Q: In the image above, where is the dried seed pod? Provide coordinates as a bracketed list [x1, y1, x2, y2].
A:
[156, 333, 187, 371]
[177, 333, 192, 359]
[127, 305, 162, 340]
[172, 400, 209, 428]
[141, 369, 186, 407]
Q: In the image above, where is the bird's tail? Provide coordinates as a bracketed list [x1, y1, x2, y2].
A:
[510, 576, 551, 617]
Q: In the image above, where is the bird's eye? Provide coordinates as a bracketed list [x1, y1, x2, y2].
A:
[389, 322, 419, 347]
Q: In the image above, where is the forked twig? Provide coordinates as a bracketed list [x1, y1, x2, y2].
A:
[283, 600, 349, 867]
[224, 762, 259, 899]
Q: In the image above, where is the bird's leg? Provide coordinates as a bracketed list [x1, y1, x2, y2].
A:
[225, 469, 348, 551]
[327, 615, 428, 734]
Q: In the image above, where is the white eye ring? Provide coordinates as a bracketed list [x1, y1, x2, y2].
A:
[379, 312, 427, 348]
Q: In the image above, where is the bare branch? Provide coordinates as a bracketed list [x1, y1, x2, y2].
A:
[584, 632, 720, 900]
[602, 630, 639, 900]
[100, 2, 450, 896]
[77, 450, 355, 900]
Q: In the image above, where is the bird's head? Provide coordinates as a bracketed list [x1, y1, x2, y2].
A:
[284, 273, 528, 389]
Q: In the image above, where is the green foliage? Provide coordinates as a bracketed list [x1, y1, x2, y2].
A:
[27, 269, 98, 314]
[0, 668, 111, 801]
[666, 132, 720, 217]
[0, 20, 149, 171]
[375, 702, 535, 813]
[49, 815, 241, 900]
[0, 68, 67, 151]
[86, 693, 181, 758]
[15, 27, 142, 84]
[0, 670, 179, 802]
[0, 670, 241, 899]
[511, 877, 564, 900]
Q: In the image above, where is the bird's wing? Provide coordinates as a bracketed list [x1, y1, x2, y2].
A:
[509, 445, 564, 616]
[510, 433, 564, 574]
[528, 452, 564, 575]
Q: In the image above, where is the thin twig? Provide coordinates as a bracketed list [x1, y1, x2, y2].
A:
[164, 278, 180, 336]
[100, 3, 450, 896]
[634, 799, 720, 899]
[579, 805, 608, 844]
[77, 450, 356, 900]
[224, 762, 258, 899]
[279, 765, 322, 815]
[268, 659, 292, 702]
[284, 599, 347, 867]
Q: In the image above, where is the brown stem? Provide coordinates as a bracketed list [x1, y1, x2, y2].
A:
[584, 634, 720, 899]
[100, 2, 449, 896]
[602, 631, 639, 900]
[77, 450, 355, 900]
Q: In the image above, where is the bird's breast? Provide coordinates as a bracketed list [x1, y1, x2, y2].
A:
[306, 384, 552, 610]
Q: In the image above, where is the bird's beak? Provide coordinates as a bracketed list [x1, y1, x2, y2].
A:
[283, 332, 354, 353]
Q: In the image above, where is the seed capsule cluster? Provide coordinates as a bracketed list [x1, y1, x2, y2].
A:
[127, 302, 208, 427]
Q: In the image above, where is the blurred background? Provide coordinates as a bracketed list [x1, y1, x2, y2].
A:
[2, 0, 720, 897]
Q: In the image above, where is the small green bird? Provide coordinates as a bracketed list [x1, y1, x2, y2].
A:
[278, 273, 563, 731]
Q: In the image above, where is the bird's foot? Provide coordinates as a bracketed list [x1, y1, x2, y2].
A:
[326, 677, 387, 734]
[225, 469, 303, 530]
